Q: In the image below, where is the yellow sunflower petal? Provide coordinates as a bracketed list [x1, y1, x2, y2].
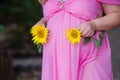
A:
[66, 28, 82, 44]
[30, 24, 49, 45]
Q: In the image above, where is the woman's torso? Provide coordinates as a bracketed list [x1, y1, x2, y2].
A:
[43, 0, 102, 21]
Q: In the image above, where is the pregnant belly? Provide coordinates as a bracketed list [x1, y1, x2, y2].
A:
[43, 0, 101, 21]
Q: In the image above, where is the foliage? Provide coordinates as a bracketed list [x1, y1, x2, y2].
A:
[0, 0, 43, 54]
[84, 31, 105, 48]
[0, 0, 43, 26]
[0, 25, 4, 32]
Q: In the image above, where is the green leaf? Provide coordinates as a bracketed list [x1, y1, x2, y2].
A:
[84, 37, 91, 44]
[37, 44, 43, 54]
[0, 25, 5, 33]
[99, 31, 105, 45]
[99, 31, 105, 39]
[94, 38, 101, 48]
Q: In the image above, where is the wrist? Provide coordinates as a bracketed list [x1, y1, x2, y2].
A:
[90, 21, 96, 31]
[43, 17, 47, 23]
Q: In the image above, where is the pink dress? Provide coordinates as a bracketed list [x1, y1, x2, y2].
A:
[41, 0, 120, 80]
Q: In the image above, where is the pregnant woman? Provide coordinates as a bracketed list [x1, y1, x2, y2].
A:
[36, 0, 120, 80]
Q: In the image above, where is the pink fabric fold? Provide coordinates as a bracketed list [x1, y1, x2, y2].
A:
[43, 0, 101, 21]
[41, 0, 115, 80]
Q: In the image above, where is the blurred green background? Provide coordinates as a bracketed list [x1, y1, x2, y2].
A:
[0, 0, 43, 50]
[0, 0, 120, 80]
[0, 0, 43, 80]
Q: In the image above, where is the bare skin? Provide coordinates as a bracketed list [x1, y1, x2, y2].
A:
[38, 0, 47, 5]
[36, 17, 46, 25]
[37, 0, 120, 37]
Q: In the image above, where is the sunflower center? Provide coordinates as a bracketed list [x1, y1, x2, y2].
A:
[71, 30, 78, 38]
[37, 30, 45, 38]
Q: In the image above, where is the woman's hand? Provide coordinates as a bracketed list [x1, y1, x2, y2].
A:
[36, 17, 47, 25]
[79, 22, 96, 37]
[33, 17, 47, 27]
[38, 0, 47, 5]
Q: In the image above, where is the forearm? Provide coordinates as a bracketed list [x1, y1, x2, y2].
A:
[38, 0, 46, 5]
[36, 17, 47, 25]
[41, 17, 47, 22]
[92, 12, 120, 31]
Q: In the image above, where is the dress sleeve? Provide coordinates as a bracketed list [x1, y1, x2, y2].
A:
[97, 0, 120, 4]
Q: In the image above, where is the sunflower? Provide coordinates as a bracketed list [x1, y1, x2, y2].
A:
[30, 24, 48, 45]
[66, 28, 82, 44]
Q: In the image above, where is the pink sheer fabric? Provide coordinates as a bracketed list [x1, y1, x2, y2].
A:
[41, 0, 120, 80]
[43, 0, 102, 21]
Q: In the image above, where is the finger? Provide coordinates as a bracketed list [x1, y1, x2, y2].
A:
[85, 31, 92, 37]
[79, 23, 85, 29]
[89, 31, 95, 36]
[79, 26, 86, 33]
[81, 29, 89, 37]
